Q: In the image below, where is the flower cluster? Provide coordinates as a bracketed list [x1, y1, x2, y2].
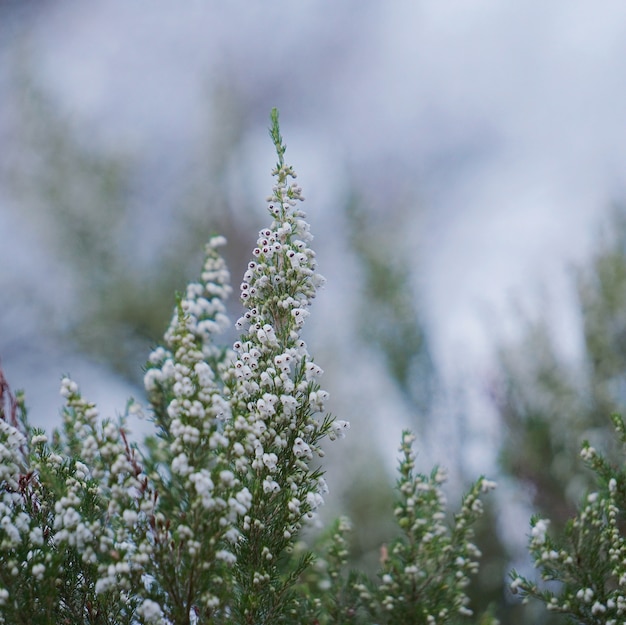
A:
[298, 433, 498, 625]
[510, 413, 626, 624]
[0, 367, 149, 623]
[57, 377, 149, 622]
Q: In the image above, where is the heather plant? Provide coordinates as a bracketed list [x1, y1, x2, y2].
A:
[0, 110, 497, 625]
[510, 413, 626, 624]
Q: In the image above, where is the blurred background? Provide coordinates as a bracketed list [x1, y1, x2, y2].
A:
[3, 1, 626, 622]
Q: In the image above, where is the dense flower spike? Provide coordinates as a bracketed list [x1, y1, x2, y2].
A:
[226, 121, 333, 476]
[140, 236, 250, 623]
[218, 108, 343, 622]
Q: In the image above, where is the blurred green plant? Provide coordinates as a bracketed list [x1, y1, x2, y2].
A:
[495, 206, 626, 528]
[4, 67, 254, 382]
[511, 413, 626, 624]
[344, 192, 436, 416]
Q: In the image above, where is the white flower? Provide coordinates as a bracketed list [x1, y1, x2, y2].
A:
[95, 575, 115, 595]
[236, 488, 252, 509]
[591, 601, 606, 615]
[75, 461, 90, 480]
[329, 420, 350, 440]
[531, 519, 550, 545]
[263, 478, 280, 493]
[148, 346, 168, 365]
[1, 517, 20, 546]
[138, 599, 164, 623]
[60, 377, 78, 398]
[309, 390, 329, 412]
[189, 470, 214, 496]
[31, 563, 45, 580]
[306, 491, 324, 510]
[219, 470, 236, 486]
[292, 437, 311, 458]
[288, 498, 301, 514]
[30, 433, 48, 445]
[171, 453, 191, 476]
[291, 308, 309, 327]
[227, 488, 252, 516]
[29, 527, 43, 545]
[208, 234, 227, 248]
[305, 363, 323, 381]
[62, 508, 81, 530]
[262, 453, 278, 471]
[13, 511, 30, 532]
[123, 509, 139, 527]
[280, 395, 297, 416]
[481, 479, 497, 492]
[317, 477, 329, 495]
[216, 550, 237, 565]
[143, 369, 162, 393]
[580, 445, 596, 461]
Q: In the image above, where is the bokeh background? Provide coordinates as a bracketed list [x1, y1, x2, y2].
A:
[3, 2, 626, 622]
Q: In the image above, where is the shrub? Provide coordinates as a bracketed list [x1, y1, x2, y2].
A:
[0, 110, 495, 625]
